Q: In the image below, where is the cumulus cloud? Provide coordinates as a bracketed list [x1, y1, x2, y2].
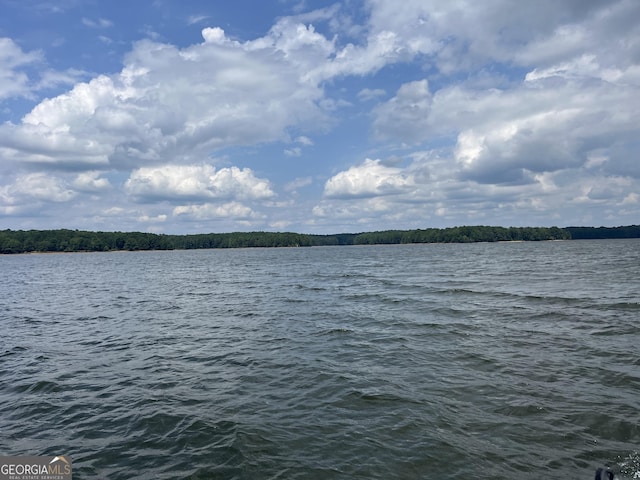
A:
[1, 1, 638, 232]
[365, 0, 637, 73]
[0, 24, 332, 170]
[316, 29, 406, 81]
[444, 79, 640, 184]
[1, 173, 75, 206]
[73, 171, 111, 192]
[362, 2, 640, 187]
[173, 202, 256, 220]
[324, 158, 415, 198]
[314, 147, 595, 229]
[124, 164, 274, 202]
[201, 27, 226, 44]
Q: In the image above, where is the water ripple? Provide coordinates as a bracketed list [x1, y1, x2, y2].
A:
[1, 241, 639, 479]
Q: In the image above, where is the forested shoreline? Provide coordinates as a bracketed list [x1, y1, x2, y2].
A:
[1, 225, 638, 254]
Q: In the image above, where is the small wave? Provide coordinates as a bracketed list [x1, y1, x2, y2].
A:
[12, 379, 64, 394]
[591, 301, 640, 312]
[590, 324, 639, 337]
[1, 240, 638, 479]
[293, 283, 327, 291]
[316, 327, 353, 336]
[0, 345, 28, 357]
[493, 403, 548, 418]
[341, 389, 420, 407]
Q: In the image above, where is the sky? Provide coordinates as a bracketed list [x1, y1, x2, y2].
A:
[0, 0, 639, 234]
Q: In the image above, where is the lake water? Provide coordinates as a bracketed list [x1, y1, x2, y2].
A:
[1, 240, 639, 479]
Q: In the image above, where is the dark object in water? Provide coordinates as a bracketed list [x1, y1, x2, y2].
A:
[595, 466, 615, 480]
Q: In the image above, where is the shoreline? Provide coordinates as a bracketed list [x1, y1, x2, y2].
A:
[5, 236, 639, 257]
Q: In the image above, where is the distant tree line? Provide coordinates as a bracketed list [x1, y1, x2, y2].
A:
[565, 225, 640, 239]
[351, 226, 570, 244]
[0, 225, 637, 254]
[0, 230, 312, 254]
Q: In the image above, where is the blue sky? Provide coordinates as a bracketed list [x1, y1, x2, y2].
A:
[1, 0, 639, 234]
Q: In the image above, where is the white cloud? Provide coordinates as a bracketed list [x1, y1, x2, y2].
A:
[284, 135, 313, 157]
[358, 88, 386, 101]
[324, 158, 415, 198]
[1, 1, 639, 233]
[268, 219, 293, 230]
[73, 171, 111, 192]
[310, 191, 444, 232]
[0, 38, 42, 101]
[316, 29, 406, 80]
[173, 202, 256, 220]
[124, 164, 274, 201]
[285, 176, 312, 192]
[362, 61, 640, 186]
[1, 173, 75, 205]
[621, 192, 639, 205]
[295, 135, 314, 146]
[284, 147, 302, 157]
[201, 27, 226, 44]
[138, 214, 167, 223]
[365, 0, 637, 72]
[443, 81, 640, 184]
[313, 152, 640, 231]
[264, 18, 336, 71]
[0, 25, 332, 170]
[82, 17, 113, 29]
[187, 15, 210, 26]
[372, 79, 432, 143]
[35, 68, 89, 91]
[102, 206, 126, 216]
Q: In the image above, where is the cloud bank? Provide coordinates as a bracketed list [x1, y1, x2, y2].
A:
[0, 0, 638, 233]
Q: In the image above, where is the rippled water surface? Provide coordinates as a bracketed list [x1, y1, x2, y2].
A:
[1, 240, 639, 479]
